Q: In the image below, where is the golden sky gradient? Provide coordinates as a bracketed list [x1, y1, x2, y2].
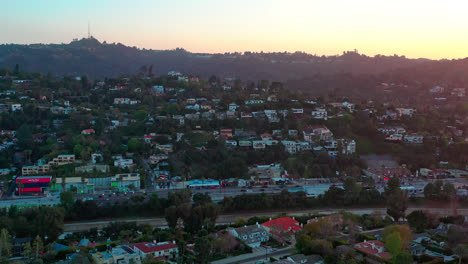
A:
[1, 0, 467, 59]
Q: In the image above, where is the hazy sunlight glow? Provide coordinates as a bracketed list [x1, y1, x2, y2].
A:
[2, 0, 468, 59]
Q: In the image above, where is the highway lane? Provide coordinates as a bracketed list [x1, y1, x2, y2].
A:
[63, 207, 468, 232]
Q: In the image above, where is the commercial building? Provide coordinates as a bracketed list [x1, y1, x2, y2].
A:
[16, 176, 52, 194]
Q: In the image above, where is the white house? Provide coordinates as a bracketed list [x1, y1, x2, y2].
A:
[311, 108, 327, 120]
[228, 224, 269, 248]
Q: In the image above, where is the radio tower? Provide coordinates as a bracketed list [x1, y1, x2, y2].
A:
[88, 21, 90, 39]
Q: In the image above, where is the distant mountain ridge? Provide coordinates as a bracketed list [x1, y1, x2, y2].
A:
[1, 37, 468, 82]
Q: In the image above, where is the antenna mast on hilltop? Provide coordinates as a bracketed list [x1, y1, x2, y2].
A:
[88, 21, 91, 38]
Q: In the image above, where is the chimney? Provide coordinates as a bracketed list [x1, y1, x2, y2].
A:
[256, 222, 259, 227]
[153, 240, 156, 244]
[172, 240, 175, 244]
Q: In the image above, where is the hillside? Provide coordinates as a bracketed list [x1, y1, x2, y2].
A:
[1, 38, 468, 84]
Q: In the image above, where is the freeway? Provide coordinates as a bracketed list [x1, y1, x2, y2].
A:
[63, 207, 468, 232]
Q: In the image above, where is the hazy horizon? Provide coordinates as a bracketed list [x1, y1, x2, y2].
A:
[2, 0, 468, 60]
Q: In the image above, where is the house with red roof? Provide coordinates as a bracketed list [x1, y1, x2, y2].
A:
[353, 240, 391, 260]
[262, 217, 303, 244]
[133, 241, 178, 259]
[81, 129, 95, 135]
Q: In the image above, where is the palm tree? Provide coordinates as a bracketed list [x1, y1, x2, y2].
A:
[17, 181, 24, 196]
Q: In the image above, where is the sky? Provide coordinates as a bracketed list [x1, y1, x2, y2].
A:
[1, 0, 468, 59]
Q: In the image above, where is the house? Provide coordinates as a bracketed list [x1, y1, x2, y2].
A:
[92, 245, 141, 264]
[156, 144, 173, 153]
[133, 241, 178, 259]
[252, 141, 266, 149]
[287, 254, 324, 264]
[241, 112, 253, 120]
[378, 126, 406, 135]
[220, 129, 233, 140]
[245, 100, 264, 105]
[324, 140, 338, 156]
[404, 134, 424, 144]
[152, 85, 164, 94]
[410, 242, 425, 256]
[429, 86, 445, 93]
[113, 98, 131, 104]
[311, 108, 327, 120]
[114, 159, 134, 169]
[291, 108, 304, 118]
[186, 98, 196, 104]
[144, 134, 155, 143]
[338, 139, 356, 155]
[395, 108, 415, 117]
[149, 154, 169, 165]
[262, 217, 302, 240]
[11, 237, 32, 257]
[264, 110, 279, 122]
[261, 133, 273, 141]
[10, 104, 22, 112]
[288, 130, 298, 137]
[303, 125, 333, 142]
[451, 87, 466, 97]
[81, 129, 95, 135]
[227, 223, 269, 248]
[353, 240, 391, 260]
[282, 140, 298, 154]
[228, 102, 239, 112]
[386, 134, 403, 142]
[267, 95, 278, 102]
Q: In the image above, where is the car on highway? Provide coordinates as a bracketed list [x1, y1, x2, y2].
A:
[241, 189, 246, 192]
[98, 194, 104, 198]
[260, 189, 265, 192]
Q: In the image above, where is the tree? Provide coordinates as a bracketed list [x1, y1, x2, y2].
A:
[194, 235, 213, 264]
[148, 193, 161, 214]
[343, 178, 361, 205]
[13, 64, 20, 75]
[16, 125, 33, 149]
[406, 210, 428, 233]
[24, 242, 33, 259]
[192, 193, 212, 206]
[128, 138, 141, 153]
[235, 217, 247, 227]
[165, 206, 178, 229]
[60, 191, 74, 216]
[73, 144, 84, 158]
[32, 235, 43, 259]
[383, 225, 412, 250]
[385, 178, 408, 221]
[454, 244, 468, 264]
[385, 232, 402, 255]
[34, 207, 65, 241]
[0, 229, 11, 259]
[391, 252, 413, 264]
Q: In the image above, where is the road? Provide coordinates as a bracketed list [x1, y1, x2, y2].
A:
[63, 207, 468, 232]
[211, 246, 294, 264]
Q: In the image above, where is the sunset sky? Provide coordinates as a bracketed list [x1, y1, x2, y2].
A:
[2, 0, 467, 59]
